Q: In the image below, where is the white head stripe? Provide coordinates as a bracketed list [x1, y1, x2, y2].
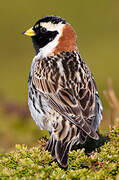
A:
[40, 22, 65, 32]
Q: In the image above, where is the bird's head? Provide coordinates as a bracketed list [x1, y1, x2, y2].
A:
[23, 15, 77, 57]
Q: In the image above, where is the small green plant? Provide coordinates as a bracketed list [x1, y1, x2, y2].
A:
[0, 124, 119, 179]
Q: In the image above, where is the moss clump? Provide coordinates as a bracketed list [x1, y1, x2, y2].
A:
[0, 126, 119, 179]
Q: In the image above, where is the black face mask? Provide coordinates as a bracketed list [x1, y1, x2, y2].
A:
[32, 28, 58, 54]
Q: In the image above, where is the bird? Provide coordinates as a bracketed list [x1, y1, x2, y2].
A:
[23, 15, 103, 168]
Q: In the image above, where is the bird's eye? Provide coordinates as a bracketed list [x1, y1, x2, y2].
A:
[35, 24, 39, 29]
[40, 27, 47, 33]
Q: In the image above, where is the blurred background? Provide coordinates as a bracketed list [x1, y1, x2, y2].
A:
[0, 0, 119, 152]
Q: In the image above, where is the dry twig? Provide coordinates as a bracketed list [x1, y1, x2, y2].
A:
[103, 78, 119, 128]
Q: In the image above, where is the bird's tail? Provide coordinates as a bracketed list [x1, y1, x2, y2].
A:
[45, 117, 98, 167]
[45, 119, 79, 168]
[45, 134, 71, 168]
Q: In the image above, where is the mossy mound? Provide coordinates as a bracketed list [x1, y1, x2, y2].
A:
[0, 125, 119, 179]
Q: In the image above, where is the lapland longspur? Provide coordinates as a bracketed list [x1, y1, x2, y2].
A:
[23, 15, 103, 168]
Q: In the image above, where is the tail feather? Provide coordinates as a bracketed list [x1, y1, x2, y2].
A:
[45, 118, 99, 168]
[45, 135, 56, 157]
[45, 135, 53, 152]
[56, 140, 71, 167]
[46, 134, 71, 168]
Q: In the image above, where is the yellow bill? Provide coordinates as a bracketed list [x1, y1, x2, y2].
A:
[23, 27, 36, 37]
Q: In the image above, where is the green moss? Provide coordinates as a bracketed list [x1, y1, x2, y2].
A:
[0, 125, 119, 179]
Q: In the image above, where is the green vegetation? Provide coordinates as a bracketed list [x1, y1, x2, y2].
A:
[0, 0, 119, 151]
[0, 123, 118, 179]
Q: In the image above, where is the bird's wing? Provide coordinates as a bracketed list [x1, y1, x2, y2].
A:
[32, 56, 99, 140]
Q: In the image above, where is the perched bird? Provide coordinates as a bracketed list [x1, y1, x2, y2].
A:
[23, 15, 103, 168]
